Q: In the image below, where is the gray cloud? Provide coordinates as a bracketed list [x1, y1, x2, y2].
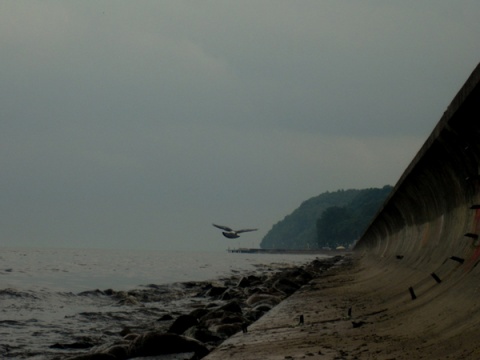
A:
[1, 1, 479, 251]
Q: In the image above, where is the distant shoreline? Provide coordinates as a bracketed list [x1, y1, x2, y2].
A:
[227, 248, 350, 256]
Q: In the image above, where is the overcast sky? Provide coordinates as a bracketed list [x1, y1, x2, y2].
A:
[1, 1, 479, 252]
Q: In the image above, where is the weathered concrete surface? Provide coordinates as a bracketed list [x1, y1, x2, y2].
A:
[205, 255, 480, 359]
[205, 64, 480, 359]
[355, 62, 480, 295]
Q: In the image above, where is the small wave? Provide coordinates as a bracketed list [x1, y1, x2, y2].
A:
[0, 288, 40, 299]
[77, 289, 109, 297]
[0, 319, 38, 326]
[0, 320, 22, 326]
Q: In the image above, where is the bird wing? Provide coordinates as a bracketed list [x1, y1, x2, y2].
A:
[212, 224, 233, 232]
[236, 228, 258, 234]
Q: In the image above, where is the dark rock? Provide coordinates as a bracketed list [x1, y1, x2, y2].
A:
[205, 286, 228, 298]
[219, 290, 233, 300]
[169, 314, 199, 334]
[213, 323, 243, 337]
[157, 314, 174, 321]
[113, 291, 140, 305]
[252, 304, 273, 313]
[218, 300, 242, 314]
[200, 309, 224, 323]
[236, 276, 251, 288]
[244, 308, 266, 321]
[294, 269, 313, 283]
[205, 301, 220, 308]
[245, 286, 269, 296]
[128, 332, 209, 358]
[78, 289, 105, 297]
[220, 315, 245, 325]
[123, 333, 139, 341]
[50, 341, 95, 349]
[65, 354, 116, 360]
[183, 281, 202, 288]
[272, 277, 301, 295]
[189, 307, 210, 319]
[220, 287, 244, 301]
[184, 326, 223, 343]
[198, 301, 243, 325]
[119, 327, 132, 337]
[102, 344, 130, 359]
[202, 317, 223, 329]
[246, 294, 282, 307]
[117, 297, 140, 306]
[248, 274, 263, 286]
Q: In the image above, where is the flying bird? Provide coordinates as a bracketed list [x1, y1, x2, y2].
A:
[212, 224, 258, 239]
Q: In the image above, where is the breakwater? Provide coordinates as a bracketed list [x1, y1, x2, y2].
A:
[226, 248, 347, 255]
[353, 62, 480, 337]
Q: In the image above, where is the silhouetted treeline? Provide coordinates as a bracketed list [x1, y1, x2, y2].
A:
[260, 186, 392, 250]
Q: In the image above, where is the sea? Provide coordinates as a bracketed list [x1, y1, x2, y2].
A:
[0, 247, 326, 359]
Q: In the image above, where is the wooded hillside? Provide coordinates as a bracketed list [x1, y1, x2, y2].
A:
[260, 186, 392, 250]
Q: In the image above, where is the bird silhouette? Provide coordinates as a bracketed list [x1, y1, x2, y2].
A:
[212, 224, 258, 239]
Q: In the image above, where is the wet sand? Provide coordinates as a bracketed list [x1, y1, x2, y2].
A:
[205, 254, 480, 360]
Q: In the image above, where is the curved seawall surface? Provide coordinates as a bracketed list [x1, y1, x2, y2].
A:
[356, 61, 480, 272]
[352, 62, 480, 353]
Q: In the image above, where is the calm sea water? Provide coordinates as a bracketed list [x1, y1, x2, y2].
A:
[0, 247, 325, 359]
[0, 247, 323, 292]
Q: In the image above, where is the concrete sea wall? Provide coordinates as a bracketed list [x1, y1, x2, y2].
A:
[205, 66, 480, 359]
[355, 62, 480, 302]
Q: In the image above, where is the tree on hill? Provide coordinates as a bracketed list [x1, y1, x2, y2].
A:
[259, 186, 392, 250]
[316, 206, 353, 248]
[260, 189, 362, 249]
[316, 185, 392, 249]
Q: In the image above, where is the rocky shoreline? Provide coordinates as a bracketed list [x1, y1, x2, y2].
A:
[55, 256, 343, 360]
